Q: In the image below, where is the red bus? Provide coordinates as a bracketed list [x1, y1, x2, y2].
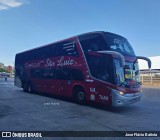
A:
[14, 31, 151, 106]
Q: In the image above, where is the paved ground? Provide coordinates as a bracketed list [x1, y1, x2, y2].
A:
[0, 78, 160, 140]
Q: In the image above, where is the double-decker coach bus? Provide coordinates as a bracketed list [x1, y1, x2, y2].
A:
[15, 31, 151, 106]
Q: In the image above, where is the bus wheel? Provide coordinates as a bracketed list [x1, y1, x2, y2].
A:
[27, 83, 34, 93]
[23, 83, 32, 93]
[23, 83, 28, 92]
[27, 83, 32, 93]
[74, 88, 86, 104]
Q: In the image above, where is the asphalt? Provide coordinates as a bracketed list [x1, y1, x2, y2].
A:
[0, 78, 160, 140]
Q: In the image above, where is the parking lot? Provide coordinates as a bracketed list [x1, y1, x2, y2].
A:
[0, 78, 160, 139]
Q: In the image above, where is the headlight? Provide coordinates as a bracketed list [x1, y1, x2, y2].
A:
[112, 89, 124, 96]
[119, 91, 124, 95]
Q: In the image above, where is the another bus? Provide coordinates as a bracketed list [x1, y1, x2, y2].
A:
[15, 31, 151, 106]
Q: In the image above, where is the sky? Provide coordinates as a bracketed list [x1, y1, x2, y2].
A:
[0, 0, 160, 66]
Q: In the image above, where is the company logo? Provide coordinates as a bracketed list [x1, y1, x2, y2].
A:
[2, 132, 11, 137]
[25, 56, 75, 69]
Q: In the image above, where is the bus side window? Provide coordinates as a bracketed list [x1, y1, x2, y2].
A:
[54, 41, 79, 57]
[80, 36, 107, 52]
[43, 68, 55, 79]
[31, 68, 55, 79]
[54, 43, 64, 56]
[55, 68, 66, 80]
[30, 68, 84, 81]
[30, 69, 44, 79]
[64, 68, 84, 81]
[70, 69, 84, 81]
[88, 55, 113, 83]
[63, 41, 79, 56]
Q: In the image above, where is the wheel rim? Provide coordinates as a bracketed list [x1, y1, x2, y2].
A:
[77, 92, 85, 101]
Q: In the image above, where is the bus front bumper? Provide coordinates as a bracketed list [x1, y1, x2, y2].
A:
[112, 89, 142, 106]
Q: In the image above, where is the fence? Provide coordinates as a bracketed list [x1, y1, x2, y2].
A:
[140, 75, 160, 84]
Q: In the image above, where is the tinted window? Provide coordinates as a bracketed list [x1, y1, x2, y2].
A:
[30, 68, 84, 81]
[31, 68, 55, 79]
[62, 41, 79, 56]
[104, 33, 135, 56]
[43, 68, 55, 79]
[64, 68, 84, 81]
[17, 40, 79, 63]
[87, 55, 115, 84]
[80, 35, 108, 53]
[55, 68, 66, 80]
[114, 59, 125, 84]
[30, 69, 45, 79]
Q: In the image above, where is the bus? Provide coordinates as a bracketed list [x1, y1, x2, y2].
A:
[14, 31, 151, 106]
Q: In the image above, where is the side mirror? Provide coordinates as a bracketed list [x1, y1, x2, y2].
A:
[98, 51, 125, 67]
[137, 56, 151, 69]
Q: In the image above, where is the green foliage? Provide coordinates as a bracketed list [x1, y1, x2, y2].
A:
[0, 68, 7, 72]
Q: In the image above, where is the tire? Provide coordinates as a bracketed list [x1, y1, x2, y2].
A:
[23, 82, 33, 93]
[23, 82, 28, 92]
[74, 88, 86, 104]
[27, 83, 32, 93]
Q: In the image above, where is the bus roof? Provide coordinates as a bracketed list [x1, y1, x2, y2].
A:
[16, 31, 124, 56]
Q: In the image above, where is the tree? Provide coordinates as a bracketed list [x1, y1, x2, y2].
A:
[0, 68, 7, 72]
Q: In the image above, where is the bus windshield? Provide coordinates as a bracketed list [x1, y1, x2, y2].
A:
[85, 52, 141, 86]
[114, 60, 141, 87]
[104, 33, 135, 57]
[124, 62, 140, 83]
[114, 59, 125, 85]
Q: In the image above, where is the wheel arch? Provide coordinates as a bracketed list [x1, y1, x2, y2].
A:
[72, 84, 86, 98]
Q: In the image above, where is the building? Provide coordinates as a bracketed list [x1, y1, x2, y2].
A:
[138, 56, 160, 70]
[7, 65, 13, 73]
[0, 62, 4, 68]
[138, 56, 160, 78]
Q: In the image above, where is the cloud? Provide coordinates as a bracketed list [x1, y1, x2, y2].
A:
[0, 0, 24, 10]
[0, 4, 8, 10]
